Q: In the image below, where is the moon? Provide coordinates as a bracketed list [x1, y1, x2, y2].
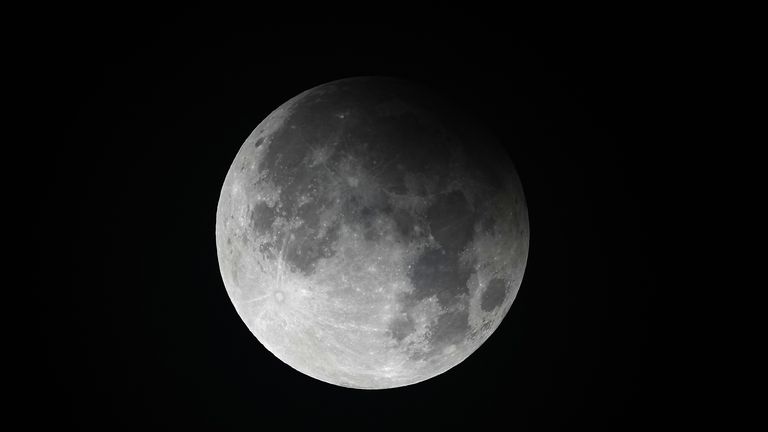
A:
[216, 77, 529, 389]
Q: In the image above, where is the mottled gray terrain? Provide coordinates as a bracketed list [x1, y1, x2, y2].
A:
[216, 77, 529, 389]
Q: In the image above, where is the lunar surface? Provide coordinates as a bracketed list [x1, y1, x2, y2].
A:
[215, 77, 529, 389]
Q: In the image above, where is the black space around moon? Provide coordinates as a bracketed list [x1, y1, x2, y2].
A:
[38, 7, 668, 431]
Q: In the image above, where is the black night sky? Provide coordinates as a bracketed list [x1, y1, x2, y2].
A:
[36, 5, 672, 431]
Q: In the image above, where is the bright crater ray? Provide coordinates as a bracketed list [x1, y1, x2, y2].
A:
[215, 77, 529, 389]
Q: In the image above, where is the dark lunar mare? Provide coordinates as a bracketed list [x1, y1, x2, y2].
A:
[399, 190, 478, 359]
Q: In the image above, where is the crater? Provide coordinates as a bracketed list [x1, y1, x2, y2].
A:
[481, 278, 508, 312]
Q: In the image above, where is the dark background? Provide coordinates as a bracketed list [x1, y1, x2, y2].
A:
[35, 5, 671, 431]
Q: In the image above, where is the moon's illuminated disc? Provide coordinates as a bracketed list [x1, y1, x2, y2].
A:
[216, 77, 529, 389]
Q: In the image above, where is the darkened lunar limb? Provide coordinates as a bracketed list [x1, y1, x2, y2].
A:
[215, 77, 529, 389]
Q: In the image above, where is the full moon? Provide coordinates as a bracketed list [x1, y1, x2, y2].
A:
[216, 77, 529, 389]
